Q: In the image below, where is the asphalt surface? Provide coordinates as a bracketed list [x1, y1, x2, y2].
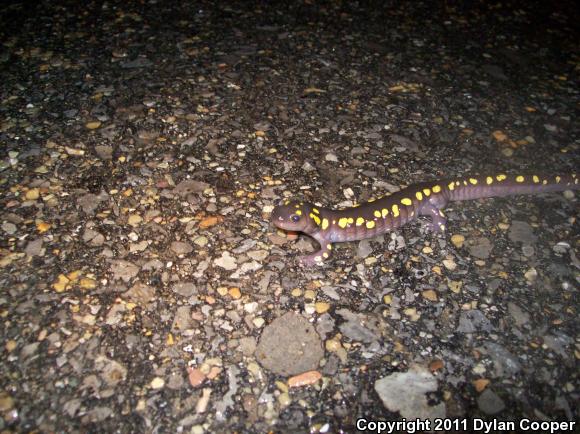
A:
[0, 0, 579, 433]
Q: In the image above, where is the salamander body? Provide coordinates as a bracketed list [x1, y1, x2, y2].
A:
[271, 173, 579, 266]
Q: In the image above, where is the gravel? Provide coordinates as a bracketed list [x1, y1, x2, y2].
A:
[0, 0, 578, 432]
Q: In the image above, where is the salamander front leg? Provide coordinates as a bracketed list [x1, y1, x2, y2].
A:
[421, 204, 447, 233]
[299, 235, 333, 267]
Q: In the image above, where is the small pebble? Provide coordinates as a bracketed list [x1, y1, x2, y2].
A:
[214, 251, 237, 270]
[25, 188, 40, 200]
[304, 289, 316, 300]
[524, 268, 538, 282]
[0, 394, 15, 413]
[448, 280, 463, 293]
[291, 288, 302, 297]
[315, 302, 330, 314]
[364, 256, 378, 265]
[278, 392, 291, 406]
[429, 359, 444, 372]
[403, 307, 420, 321]
[86, 121, 102, 129]
[501, 147, 514, 157]
[442, 258, 457, 270]
[492, 130, 508, 142]
[191, 425, 205, 434]
[275, 380, 288, 393]
[187, 367, 206, 387]
[199, 216, 222, 229]
[252, 317, 265, 328]
[563, 190, 574, 199]
[473, 378, 490, 392]
[450, 234, 465, 248]
[288, 370, 322, 388]
[244, 302, 258, 313]
[325, 339, 342, 352]
[194, 236, 208, 247]
[2, 222, 17, 235]
[325, 152, 338, 162]
[128, 214, 142, 227]
[246, 362, 262, 378]
[5, 340, 17, 352]
[228, 287, 241, 299]
[422, 289, 438, 301]
[150, 377, 165, 389]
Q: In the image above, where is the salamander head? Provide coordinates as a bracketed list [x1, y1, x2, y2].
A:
[271, 199, 317, 232]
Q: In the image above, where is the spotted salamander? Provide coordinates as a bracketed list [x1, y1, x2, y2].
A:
[271, 173, 579, 266]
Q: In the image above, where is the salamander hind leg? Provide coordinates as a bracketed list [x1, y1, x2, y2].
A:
[299, 238, 333, 267]
[300, 251, 326, 267]
[420, 203, 448, 233]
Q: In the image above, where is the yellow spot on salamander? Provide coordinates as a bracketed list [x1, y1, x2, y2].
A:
[295, 209, 302, 216]
[356, 217, 365, 226]
[327, 244, 332, 250]
[432, 185, 442, 193]
[448, 182, 455, 191]
[295, 204, 300, 208]
[382, 208, 389, 218]
[323, 252, 329, 258]
[314, 256, 322, 262]
[532, 175, 539, 183]
[542, 179, 548, 185]
[423, 188, 431, 196]
[440, 224, 446, 231]
[496, 174, 507, 181]
[516, 175, 525, 183]
[284, 200, 290, 205]
[556, 176, 561, 183]
[469, 178, 478, 185]
[366, 220, 375, 229]
[439, 210, 445, 217]
[310, 213, 321, 226]
[347, 217, 354, 224]
[312, 208, 320, 214]
[368, 198, 376, 202]
[486, 176, 493, 185]
[455, 181, 460, 186]
[374, 210, 381, 218]
[401, 198, 412, 206]
[321, 218, 329, 230]
[392, 204, 399, 217]
[416, 191, 423, 201]
[338, 218, 349, 228]
[462, 180, 468, 186]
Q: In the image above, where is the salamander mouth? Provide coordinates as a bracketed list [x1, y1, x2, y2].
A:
[270, 212, 288, 229]
[273, 219, 293, 231]
[271, 212, 302, 232]
[270, 210, 283, 224]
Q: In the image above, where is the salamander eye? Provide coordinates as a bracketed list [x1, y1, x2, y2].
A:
[291, 214, 300, 223]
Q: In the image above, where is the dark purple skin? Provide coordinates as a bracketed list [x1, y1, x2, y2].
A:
[271, 173, 579, 266]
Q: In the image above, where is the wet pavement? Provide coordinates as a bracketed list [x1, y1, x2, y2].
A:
[0, 0, 579, 432]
